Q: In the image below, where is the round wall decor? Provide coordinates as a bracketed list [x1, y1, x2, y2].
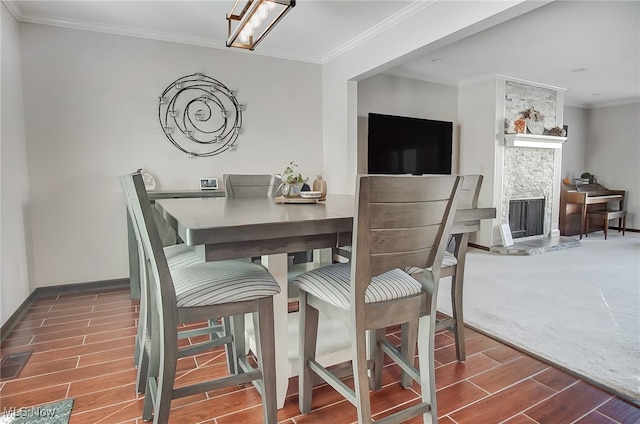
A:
[158, 73, 244, 157]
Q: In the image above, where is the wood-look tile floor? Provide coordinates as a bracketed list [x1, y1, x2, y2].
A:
[1, 287, 639, 424]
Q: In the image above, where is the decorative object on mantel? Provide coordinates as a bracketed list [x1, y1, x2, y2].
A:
[548, 126, 567, 137]
[513, 117, 526, 134]
[278, 161, 308, 198]
[158, 73, 244, 157]
[226, 0, 296, 50]
[522, 107, 545, 135]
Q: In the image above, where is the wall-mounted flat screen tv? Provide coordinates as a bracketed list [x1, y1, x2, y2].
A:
[367, 113, 452, 175]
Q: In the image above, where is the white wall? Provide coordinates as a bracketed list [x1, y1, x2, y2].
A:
[585, 101, 640, 229]
[357, 74, 459, 172]
[562, 106, 588, 181]
[458, 76, 500, 246]
[321, 1, 534, 194]
[19, 24, 323, 288]
[1, 4, 32, 325]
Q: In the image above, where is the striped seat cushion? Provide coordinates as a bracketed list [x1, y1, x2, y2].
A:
[293, 263, 422, 310]
[164, 245, 203, 270]
[403, 251, 458, 276]
[172, 260, 280, 307]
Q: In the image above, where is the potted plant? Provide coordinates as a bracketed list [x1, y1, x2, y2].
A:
[279, 161, 308, 197]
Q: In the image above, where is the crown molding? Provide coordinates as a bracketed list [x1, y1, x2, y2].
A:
[321, 0, 435, 63]
[2, 0, 22, 20]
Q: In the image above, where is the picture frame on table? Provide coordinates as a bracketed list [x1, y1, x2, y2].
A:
[199, 178, 218, 190]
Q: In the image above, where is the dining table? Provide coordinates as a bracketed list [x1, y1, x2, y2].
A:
[154, 194, 496, 408]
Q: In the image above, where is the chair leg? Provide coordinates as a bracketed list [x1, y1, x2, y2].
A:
[255, 298, 277, 424]
[417, 314, 437, 424]
[451, 269, 466, 362]
[622, 216, 626, 235]
[151, 339, 178, 424]
[353, 326, 373, 424]
[142, 313, 158, 421]
[228, 315, 245, 376]
[136, 341, 150, 394]
[603, 217, 608, 240]
[585, 216, 590, 237]
[136, 290, 149, 393]
[298, 292, 319, 414]
[370, 328, 386, 390]
[400, 322, 417, 389]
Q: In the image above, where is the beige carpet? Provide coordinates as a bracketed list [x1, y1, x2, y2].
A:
[438, 231, 640, 404]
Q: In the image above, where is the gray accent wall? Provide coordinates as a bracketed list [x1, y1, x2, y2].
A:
[1, 3, 32, 326]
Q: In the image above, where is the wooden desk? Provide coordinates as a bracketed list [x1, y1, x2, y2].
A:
[126, 190, 224, 299]
[559, 184, 625, 238]
[155, 195, 495, 408]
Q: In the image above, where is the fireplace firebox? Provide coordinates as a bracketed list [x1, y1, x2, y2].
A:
[509, 198, 545, 239]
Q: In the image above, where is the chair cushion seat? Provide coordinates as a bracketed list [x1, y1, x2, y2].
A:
[164, 245, 203, 270]
[293, 263, 422, 310]
[402, 251, 457, 276]
[172, 260, 280, 307]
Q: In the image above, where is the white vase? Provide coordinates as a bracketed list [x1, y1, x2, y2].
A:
[526, 119, 545, 135]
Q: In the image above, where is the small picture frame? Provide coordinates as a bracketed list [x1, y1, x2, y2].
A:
[199, 178, 218, 190]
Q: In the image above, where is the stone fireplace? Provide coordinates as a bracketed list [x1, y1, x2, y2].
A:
[457, 76, 567, 247]
[500, 80, 565, 241]
[502, 144, 561, 239]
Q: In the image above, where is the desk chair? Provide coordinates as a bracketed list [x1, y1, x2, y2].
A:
[122, 172, 280, 424]
[403, 174, 483, 363]
[293, 174, 461, 424]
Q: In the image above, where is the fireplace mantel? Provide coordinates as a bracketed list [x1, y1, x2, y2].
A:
[504, 133, 567, 149]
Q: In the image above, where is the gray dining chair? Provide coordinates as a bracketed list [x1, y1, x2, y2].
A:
[223, 173, 282, 198]
[123, 180, 238, 394]
[122, 171, 280, 424]
[402, 174, 483, 365]
[293, 174, 461, 424]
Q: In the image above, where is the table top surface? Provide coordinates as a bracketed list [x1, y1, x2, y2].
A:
[155, 194, 496, 246]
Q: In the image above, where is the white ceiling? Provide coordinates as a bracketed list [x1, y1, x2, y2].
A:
[5, 0, 639, 108]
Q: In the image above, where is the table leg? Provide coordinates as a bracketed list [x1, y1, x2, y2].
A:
[261, 253, 290, 409]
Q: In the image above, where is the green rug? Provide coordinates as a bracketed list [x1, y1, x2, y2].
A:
[0, 399, 73, 424]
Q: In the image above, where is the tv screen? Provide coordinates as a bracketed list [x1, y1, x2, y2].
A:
[367, 113, 452, 175]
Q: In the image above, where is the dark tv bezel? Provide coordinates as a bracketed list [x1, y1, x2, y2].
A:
[367, 113, 453, 175]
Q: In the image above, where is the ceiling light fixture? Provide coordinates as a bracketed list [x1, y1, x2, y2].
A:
[570, 68, 588, 73]
[226, 0, 295, 51]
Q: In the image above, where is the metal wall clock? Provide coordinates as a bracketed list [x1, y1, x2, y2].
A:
[158, 73, 244, 157]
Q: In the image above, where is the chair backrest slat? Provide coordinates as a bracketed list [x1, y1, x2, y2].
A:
[352, 174, 461, 300]
[223, 174, 282, 198]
